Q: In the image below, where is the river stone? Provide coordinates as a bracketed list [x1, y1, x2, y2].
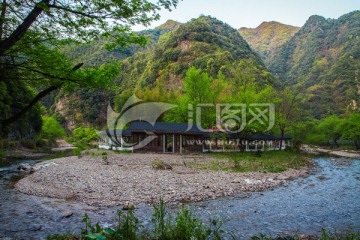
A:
[61, 210, 73, 218]
[18, 163, 31, 171]
[122, 201, 135, 210]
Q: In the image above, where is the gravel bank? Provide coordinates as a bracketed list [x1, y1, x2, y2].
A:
[15, 153, 310, 207]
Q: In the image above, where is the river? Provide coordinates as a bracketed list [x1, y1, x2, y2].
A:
[0, 157, 359, 239]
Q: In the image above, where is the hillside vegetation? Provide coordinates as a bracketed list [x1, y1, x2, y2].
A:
[239, 21, 300, 62]
[118, 16, 271, 92]
[267, 11, 360, 118]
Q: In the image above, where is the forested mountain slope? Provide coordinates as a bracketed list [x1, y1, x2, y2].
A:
[267, 11, 360, 118]
[239, 21, 300, 62]
[118, 16, 271, 92]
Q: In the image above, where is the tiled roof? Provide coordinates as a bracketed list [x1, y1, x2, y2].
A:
[128, 121, 203, 134]
[99, 122, 292, 140]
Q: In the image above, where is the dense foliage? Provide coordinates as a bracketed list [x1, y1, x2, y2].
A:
[290, 113, 360, 149]
[267, 11, 360, 118]
[41, 116, 66, 140]
[0, 79, 42, 138]
[66, 127, 98, 148]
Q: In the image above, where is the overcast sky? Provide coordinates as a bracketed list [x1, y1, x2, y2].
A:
[133, 0, 359, 30]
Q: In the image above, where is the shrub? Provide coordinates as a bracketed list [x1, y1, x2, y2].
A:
[152, 159, 172, 170]
[151, 198, 172, 239]
[41, 116, 66, 140]
[67, 127, 98, 148]
[170, 207, 210, 240]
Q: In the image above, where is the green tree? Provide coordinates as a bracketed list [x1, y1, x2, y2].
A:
[0, 0, 178, 133]
[41, 116, 66, 140]
[67, 127, 98, 147]
[275, 87, 301, 150]
[316, 115, 344, 147]
[340, 112, 360, 149]
[183, 67, 211, 104]
[0, 0, 179, 55]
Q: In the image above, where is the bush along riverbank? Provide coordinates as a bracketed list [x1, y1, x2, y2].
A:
[47, 198, 360, 240]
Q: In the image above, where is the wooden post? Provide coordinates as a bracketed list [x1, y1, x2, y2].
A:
[180, 135, 182, 154]
[163, 135, 166, 153]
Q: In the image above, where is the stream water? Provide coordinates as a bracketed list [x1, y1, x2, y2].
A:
[0, 157, 359, 239]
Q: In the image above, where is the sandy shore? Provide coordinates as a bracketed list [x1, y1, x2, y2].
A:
[15, 153, 310, 207]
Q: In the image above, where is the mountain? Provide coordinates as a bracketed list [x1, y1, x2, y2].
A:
[52, 16, 273, 129]
[118, 16, 271, 92]
[239, 22, 300, 62]
[267, 11, 360, 118]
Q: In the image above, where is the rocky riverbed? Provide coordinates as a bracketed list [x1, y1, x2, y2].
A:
[15, 153, 310, 207]
[1, 154, 359, 239]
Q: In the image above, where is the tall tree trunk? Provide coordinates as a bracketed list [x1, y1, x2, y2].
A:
[355, 140, 360, 150]
[0, 0, 50, 55]
[279, 129, 284, 151]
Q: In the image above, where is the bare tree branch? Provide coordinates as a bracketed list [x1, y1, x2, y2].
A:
[1, 62, 83, 128]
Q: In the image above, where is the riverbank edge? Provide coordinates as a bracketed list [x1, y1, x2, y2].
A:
[15, 153, 314, 208]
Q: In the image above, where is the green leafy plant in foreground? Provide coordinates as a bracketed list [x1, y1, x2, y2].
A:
[151, 198, 172, 239]
[56, 198, 230, 240]
[48, 199, 359, 240]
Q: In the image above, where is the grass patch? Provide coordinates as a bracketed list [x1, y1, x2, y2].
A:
[152, 158, 173, 170]
[189, 151, 310, 173]
[114, 150, 133, 154]
[83, 150, 108, 157]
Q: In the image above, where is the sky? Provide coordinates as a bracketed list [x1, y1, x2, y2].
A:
[133, 0, 359, 31]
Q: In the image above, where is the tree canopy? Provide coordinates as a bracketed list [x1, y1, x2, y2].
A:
[0, 0, 178, 136]
[0, 0, 179, 54]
